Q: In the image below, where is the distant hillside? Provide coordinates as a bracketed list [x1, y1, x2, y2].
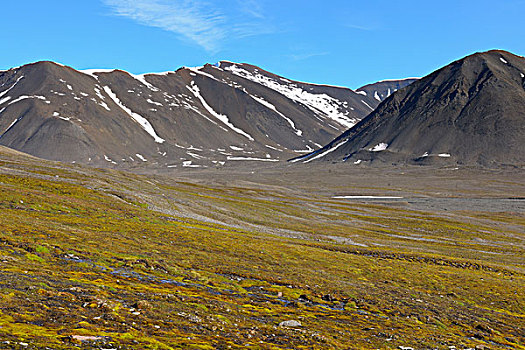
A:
[293, 50, 525, 167]
[0, 60, 409, 168]
[356, 78, 418, 103]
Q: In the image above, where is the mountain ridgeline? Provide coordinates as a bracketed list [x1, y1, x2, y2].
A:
[0, 60, 410, 169]
[2, 50, 523, 170]
[294, 50, 525, 167]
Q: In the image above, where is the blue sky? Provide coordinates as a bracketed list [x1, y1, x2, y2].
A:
[2, 0, 524, 89]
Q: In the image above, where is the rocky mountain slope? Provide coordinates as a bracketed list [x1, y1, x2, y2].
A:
[293, 50, 525, 167]
[0, 60, 411, 168]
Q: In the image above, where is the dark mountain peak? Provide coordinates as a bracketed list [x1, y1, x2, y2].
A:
[24, 60, 61, 68]
[215, 61, 292, 83]
[294, 49, 525, 167]
[216, 60, 253, 68]
[2, 58, 401, 168]
[468, 49, 523, 60]
[423, 50, 523, 83]
[6, 61, 60, 79]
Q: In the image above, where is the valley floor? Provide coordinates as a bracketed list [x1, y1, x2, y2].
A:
[0, 147, 523, 349]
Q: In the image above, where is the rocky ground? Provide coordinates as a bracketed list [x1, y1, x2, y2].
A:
[0, 147, 523, 349]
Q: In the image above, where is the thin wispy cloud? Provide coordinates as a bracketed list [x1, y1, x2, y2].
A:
[237, 0, 265, 19]
[102, 0, 272, 52]
[344, 23, 376, 31]
[289, 52, 330, 62]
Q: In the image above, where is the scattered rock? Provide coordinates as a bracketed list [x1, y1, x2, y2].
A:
[279, 320, 302, 328]
[475, 345, 489, 350]
[298, 295, 311, 302]
[322, 294, 335, 302]
[475, 324, 494, 334]
[166, 293, 179, 300]
[311, 333, 327, 342]
[473, 333, 485, 340]
[133, 300, 151, 310]
[70, 335, 104, 342]
[188, 314, 202, 323]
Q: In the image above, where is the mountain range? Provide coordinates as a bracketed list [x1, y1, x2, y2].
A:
[294, 50, 525, 167]
[0, 60, 412, 168]
[1, 50, 523, 169]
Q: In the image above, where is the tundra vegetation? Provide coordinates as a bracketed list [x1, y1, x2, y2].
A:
[0, 147, 523, 349]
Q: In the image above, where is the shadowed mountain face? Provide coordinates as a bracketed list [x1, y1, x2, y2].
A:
[294, 50, 525, 167]
[0, 60, 407, 169]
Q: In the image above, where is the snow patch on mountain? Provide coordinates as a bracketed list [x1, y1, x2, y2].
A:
[184, 67, 219, 81]
[249, 94, 303, 136]
[227, 156, 279, 162]
[361, 100, 374, 110]
[0, 76, 24, 99]
[104, 155, 117, 164]
[94, 87, 106, 100]
[135, 153, 147, 162]
[293, 145, 315, 153]
[147, 99, 163, 107]
[103, 86, 165, 144]
[369, 143, 388, 152]
[182, 160, 205, 168]
[81, 69, 117, 79]
[0, 117, 23, 139]
[7, 95, 49, 106]
[187, 81, 254, 141]
[223, 64, 357, 129]
[265, 145, 283, 152]
[302, 139, 349, 163]
[98, 101, 111, 111]
[129, 73, 160, 92]
[187, 152, 206, 160]
[0, 97, 11, 105]
[82, 69, 160, 92]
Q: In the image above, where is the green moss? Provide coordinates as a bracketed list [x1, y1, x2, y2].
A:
[0, 154, 522, 349]
[35, 245, 50, 254]
[25, 253, 44, 263]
